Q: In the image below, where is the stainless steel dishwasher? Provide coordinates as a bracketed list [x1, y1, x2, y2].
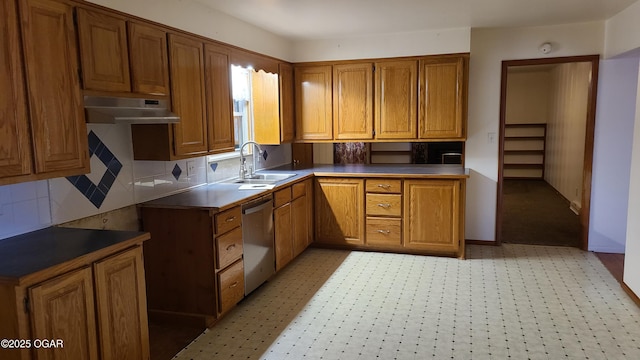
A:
[241, 194, 275, 295]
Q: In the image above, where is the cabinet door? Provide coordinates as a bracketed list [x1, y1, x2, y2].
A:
[77, 8, 131, 92]
[0, 0, 31, 180]
[419, 56, 465, 139]
[375, 60, 417, 139]
[204, 43, 235, 153]
[29, 267, 99, 360]
[169, 34, 208, 156]
[128, 21, 170, 96]
[294, 65, 333, 140]
[279, 62, 295, 143]
[94, 246, 150, 360]
[315, 178, 364, 245]
[333, 63, 373, 140]
[403, 180, 460, 253]
[274, 202, 293, 271]
[292, 194, 309, 257]
[20, 0, 89, 175]
[252, 69, 281, 145]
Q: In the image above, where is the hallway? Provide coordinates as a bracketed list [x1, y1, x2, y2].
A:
[502, 179, 581, 247]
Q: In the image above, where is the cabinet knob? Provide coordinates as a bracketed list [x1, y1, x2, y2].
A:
[377, 203, 392, 209]
[226, 244, 236, 251]
[229, 281, 239, 288]
[377, 184, 391, 189]
[377, 230, 391, 234]
[225, 216, 236, 223]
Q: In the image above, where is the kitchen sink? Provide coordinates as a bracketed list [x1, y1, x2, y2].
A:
[225, 173, 297, 184]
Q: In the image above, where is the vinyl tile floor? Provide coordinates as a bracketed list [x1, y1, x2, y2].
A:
[173, 245, 640, 360]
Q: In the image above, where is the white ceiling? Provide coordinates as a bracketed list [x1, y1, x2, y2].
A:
[195, 0, 636, 40]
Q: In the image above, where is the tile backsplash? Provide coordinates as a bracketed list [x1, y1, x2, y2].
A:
[0, 125, 291, 241]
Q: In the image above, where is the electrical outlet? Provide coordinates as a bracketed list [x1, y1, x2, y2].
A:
[186, 160, 196, 177]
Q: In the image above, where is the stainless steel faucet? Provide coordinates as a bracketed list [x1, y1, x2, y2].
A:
[239, 141, 263, 179]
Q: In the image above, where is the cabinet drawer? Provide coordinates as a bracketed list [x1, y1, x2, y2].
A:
[366, 179, 402, 193]
[292, 181, 306, 199]
[366, 194, 402, 216]
[216, 227, 243, 269]
[274, 187, 292, 208]
[366, 217, 402, 246]
[215, 206, 241, 234]
[218, 259, 244, 314]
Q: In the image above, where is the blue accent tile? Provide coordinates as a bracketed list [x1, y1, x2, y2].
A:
[210, 163, 218, 172]
[172, 164, 182, 181]
[66, 131, 122, 209]
[262, 150, 269, 161]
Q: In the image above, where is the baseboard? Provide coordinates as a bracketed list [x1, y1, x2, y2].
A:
[466, 239, 498, 246]
[622, 282, 640, 308]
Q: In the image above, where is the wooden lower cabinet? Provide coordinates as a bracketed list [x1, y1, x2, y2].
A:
[403, 179, 463, 256]
[315, 178, 364, 245]
[141, 205, 244, 323]
[274, 180, 312, 271]
[1, 245, 149, 360]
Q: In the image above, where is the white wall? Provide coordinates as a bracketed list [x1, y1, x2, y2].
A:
[545, 62, 590, 206]
[589, 57, 638, 253]
[605, 0, 640, 59]
[292, 28, 470, 62]
[467, 21, 604, 241]
[87, 0, 293, 61]
[625, 60, 640, 292]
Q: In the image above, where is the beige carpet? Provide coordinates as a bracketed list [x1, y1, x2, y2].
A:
[173, 246, 640, 359]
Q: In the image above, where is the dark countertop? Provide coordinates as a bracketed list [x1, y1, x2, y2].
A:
[141, 164, 468, 211]
[0, 227, 150, 285]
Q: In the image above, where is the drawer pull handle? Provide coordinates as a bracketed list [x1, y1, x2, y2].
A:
[225, 216, 236, 223]
[377, 184, 391, 189]
[226, 244, 236, 251]
[377, 230, 391, 234]
[229, 282, 239, 288]
[377, 203, 391, 209]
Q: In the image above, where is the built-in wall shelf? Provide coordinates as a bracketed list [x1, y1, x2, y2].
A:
[503, 123, 546, 179]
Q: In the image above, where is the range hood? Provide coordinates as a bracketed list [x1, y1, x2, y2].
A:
[84, 96, 180, 124]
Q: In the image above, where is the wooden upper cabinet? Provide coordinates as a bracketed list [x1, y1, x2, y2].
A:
[168, 33, 208, 156]
[279, 62, 295, 143]
[20, 0, 89, 175]
[204, 43, 234, 153]
[375, 60, 418, 139]
[294, 65, 333, 140]
[333, 63, 373, 140]
[403, 179, 460, 253]
[29, 267, 99, 360]
[77, 8, 131, 92]
[419, 55, 467, 139]
[0, 0, 31, 181]
[128, 21, 170, 96]
[252, 70, 281, 145]
[94, 247, 150, 360]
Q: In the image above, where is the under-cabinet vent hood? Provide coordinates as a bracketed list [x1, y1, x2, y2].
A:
[84, 96, 180, 124]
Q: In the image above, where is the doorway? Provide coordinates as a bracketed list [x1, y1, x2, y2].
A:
[496, 55, 599, 249]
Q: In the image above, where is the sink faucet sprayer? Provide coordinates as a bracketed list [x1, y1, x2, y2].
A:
[239, 141, 263, 179]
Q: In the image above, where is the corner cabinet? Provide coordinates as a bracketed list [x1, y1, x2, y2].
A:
[314, 178, 365, 245]
[419, 54, 468, 140]
[0, 228, 150, 360]
[9, 0, 89, 182]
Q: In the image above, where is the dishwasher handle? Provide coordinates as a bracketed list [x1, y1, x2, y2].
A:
[242, 195, 273, 215]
